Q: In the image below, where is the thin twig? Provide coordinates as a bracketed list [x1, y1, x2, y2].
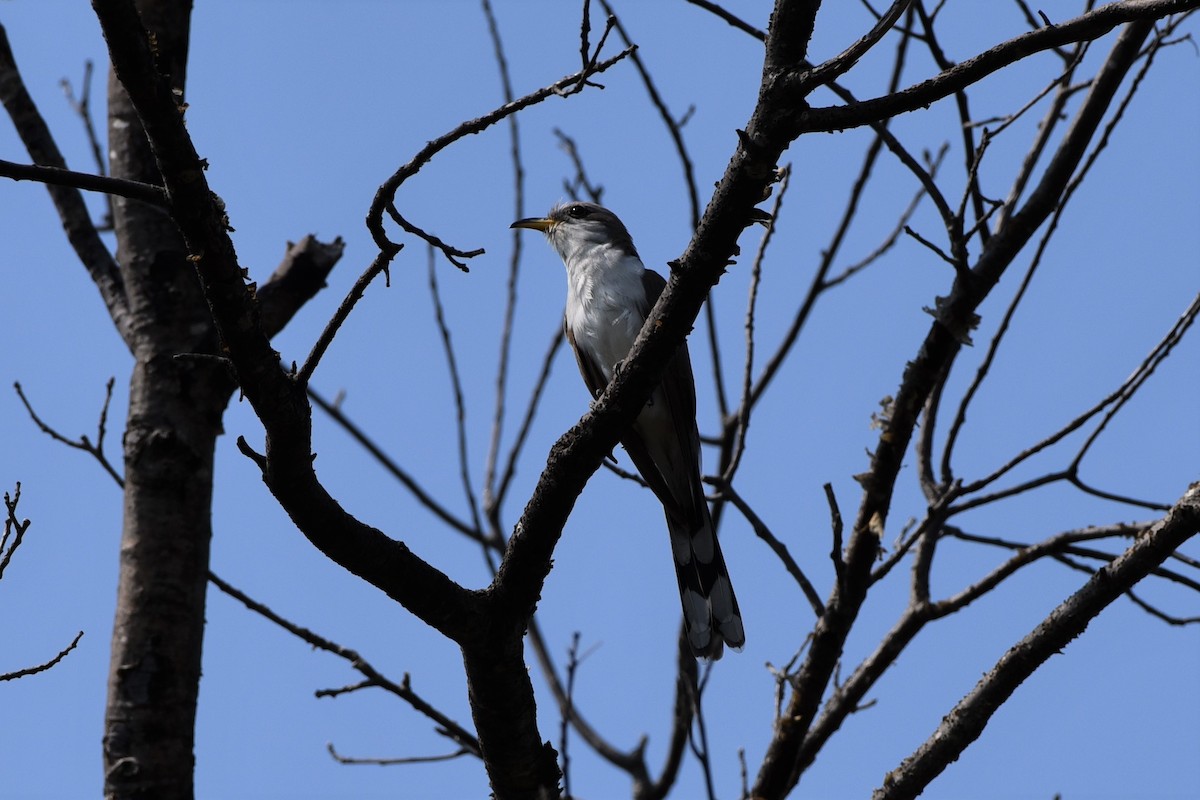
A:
[524, 618, 649, 777]
[493, 327, 566, 510]
[307, 386, 485, 544]
[326, 742, 472, 766]
[296, 254, 390, 385]
[366, 43, 635, 264]
[207, 571, 481, 757]
[426, 247, 484, 534]
[13, 379, 124, 488]
[723, 165, 791, 484]
[712, 477, 824, 617]
[560, 632, 587, 799]
[1, 483, 30, 581]
[823, 144, 947, 289]
[0, 158, 165, 207]
[553, 128, 605, 203]
[1, 630, 85, 682]
[480, 0, 525, 531]
[949, 292, 1200, 512]
[684, 0, 766, 40]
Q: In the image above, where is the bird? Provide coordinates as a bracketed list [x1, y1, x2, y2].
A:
[512, 201, 744, 659]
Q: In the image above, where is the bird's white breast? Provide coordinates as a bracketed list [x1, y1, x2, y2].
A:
[563, 246, 647, 382]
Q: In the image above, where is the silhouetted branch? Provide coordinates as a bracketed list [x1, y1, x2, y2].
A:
[427, 247, 484, 535]
[295, 253, 389, 385]
[207, 571, 481, 757]
[307, 386, 484, 544]
[791, 1, 1200, 135]
[327, 742, 473, 766]
[492, 327, 566, 513]
[722, 165, 791, 485]
[949, 292, 1200, 514]
[711, 477, 824, 617]
[685, 0, 766, 40]
[874, 484, 1200, 799]
[366, 42, 635, 266]
[13, 379, 124, 489]
[1, 630, 85, 682]
[0, 23, 128, 338]
[0, 158, 166, 206]
[755, 17, 1171, 797]
[480, 0, 526, 533]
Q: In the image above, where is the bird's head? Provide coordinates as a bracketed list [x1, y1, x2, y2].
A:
[511, 201, 639, 266]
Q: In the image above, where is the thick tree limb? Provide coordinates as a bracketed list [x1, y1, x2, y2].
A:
[90, 0, 483, 644]
[255, 235, 346, 339]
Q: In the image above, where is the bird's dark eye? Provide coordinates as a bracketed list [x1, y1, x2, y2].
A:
[567, 205, 590, 219]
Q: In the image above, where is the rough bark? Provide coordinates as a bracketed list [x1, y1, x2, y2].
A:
[96, 3, 344, 797]
[99, 3, 230, 799]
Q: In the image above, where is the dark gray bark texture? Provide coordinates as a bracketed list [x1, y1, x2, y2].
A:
[100, 3, 230, 799]
[97, 3, 343, 798]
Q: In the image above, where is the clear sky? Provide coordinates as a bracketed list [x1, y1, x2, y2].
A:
[2, 2, 1198, 799]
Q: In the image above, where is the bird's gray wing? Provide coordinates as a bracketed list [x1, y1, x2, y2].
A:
[625, 269, 708, 525]
[634, 269, 744, 657]
[565, 322, 607, 400]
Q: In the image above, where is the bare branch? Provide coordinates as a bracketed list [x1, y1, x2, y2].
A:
[0, 158, 166, 206]
[684, 0, 766, 40]
[427, 246, 484, 535]
[13, 380, 124, 489]
[255, 235, 346, 340]
[0, 23, 128, 336]
[492, 327, 566, 513]
[366, 43, 636, 263]
[326, 742, 473, 766]
[874, 484, 1200, 799]
[0, 483, 30, 581]
[755, 17, 1169, 796]
[794, 0, 913, 94]
[790, 1, 1200, 135]
[480, 0, 526, 530]
[295, 253, 390, 385]
[208, 571, 481, 757]
[307, 386, 484, 544]
[553, 128, 605, 203]
[711, 477, 824, 618]
[525, 620, 649, 780]
[1, 630, 85, 682]
[949, 292, 1200, 512]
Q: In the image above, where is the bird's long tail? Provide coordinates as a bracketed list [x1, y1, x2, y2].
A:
[667, 508, 744, 659]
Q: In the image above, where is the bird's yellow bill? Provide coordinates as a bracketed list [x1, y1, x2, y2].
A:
[511, 217, 554, 232]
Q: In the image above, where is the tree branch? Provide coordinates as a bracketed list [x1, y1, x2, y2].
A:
[787, 1, 1200, 135]
[0, 22, 129, 339]
[0, 158, 166, 205]
[874, 483, 1200, 799]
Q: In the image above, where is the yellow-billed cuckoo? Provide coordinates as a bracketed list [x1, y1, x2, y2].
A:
[513, 202, 744, 658]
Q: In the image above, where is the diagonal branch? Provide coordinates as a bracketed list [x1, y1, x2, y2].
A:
[0, 23, 129, 340]
[208, 571, 481, 757]
[365, 44, 635, 267]
[0, 158, 166, 205]
[754, 17, 1169, 797]
[874, 483, 1200, 799]
[91, 0, 482, 645]
[787, 1, 1200, 135]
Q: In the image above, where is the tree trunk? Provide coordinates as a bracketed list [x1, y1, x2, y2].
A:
[99, 2, 231, 798]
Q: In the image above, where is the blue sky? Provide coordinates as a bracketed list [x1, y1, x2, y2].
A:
[2, 2, 1198, 798]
